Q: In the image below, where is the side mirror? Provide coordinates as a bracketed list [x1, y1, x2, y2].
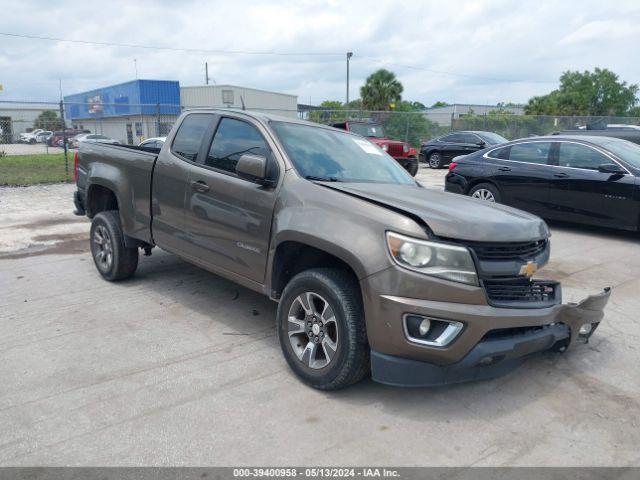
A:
[597, 163, 625, 174]
[476, 140, 486, 147]
[236, 153, 269, 184]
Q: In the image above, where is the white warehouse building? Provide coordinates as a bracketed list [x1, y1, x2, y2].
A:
[180, 85, 298, 118]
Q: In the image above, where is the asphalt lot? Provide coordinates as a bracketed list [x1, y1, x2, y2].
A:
[1, 166, 639, 466]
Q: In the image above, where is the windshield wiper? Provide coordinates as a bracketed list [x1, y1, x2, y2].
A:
[305, 175, 342, 182]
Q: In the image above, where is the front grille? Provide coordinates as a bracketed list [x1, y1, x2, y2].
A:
[483, 278, 558, 307]
[387, 144, 404, 157]
[468, 239, 547, 261]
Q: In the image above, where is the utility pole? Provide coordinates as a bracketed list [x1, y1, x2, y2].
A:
[205, 62, 210, 85]
[346, 52, 353, 105]
[134, 59, 138, 79]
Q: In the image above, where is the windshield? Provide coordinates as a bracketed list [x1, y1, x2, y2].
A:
[477, 132, 508, 145]
[597, 138, 640, 169]
[271, 121, 415, 185]
[348, 123, 386, 139]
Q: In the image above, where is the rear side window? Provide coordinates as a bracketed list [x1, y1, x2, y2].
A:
[557, 142, 609, 170]
[204, 118, 270, 174]
[508, 142, 551, 164]
[171, 114, 213, 162]
[486, 146, 510, 159]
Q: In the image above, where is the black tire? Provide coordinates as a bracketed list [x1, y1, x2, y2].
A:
[428, 151, 442, 169]
[90, 210, 138, 281]
[277, 268, 369, 390]
[406, 157, 418, 176]
[469, 183, 502, 203]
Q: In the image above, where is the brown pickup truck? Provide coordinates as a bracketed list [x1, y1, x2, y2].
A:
[73, 109, 610, 389]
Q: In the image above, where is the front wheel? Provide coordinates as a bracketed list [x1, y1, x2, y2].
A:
[406, 157, 418, 176]
[277, 268, 369, 390]
[469, 183, 502, 203]
[90, 210, 139, 281]
[428, 152, 442, 169]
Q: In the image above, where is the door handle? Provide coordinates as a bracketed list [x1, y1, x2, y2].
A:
[190, 180, 210, 192]
[553, 172, 569, 178]
[497, 166, 511, 172]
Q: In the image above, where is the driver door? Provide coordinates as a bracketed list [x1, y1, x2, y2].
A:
[548, 141, 637, 229]
[182, 115, 280, 283]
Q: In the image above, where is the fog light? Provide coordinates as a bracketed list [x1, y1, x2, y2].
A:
[579, 323, 593, 336]
[418, 319, 431, 336]
[403, 314, 464, 347]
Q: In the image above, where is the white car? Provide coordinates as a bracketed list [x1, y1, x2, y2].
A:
[70, 133, 120, 149]
[138, 137, 166, 149]
[36, 131, 53, 143]
[19, 129, 45, 144]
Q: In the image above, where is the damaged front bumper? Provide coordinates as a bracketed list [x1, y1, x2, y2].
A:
[370, 287, 611, 387]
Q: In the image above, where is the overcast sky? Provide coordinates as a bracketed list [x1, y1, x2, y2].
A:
[0, 0, 639, 106]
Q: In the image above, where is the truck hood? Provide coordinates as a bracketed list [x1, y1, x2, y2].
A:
[322, 183, 550, 242]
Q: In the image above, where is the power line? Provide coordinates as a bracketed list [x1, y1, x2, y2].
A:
[0, 31, 558, 85]
[0, 32, 344, 57]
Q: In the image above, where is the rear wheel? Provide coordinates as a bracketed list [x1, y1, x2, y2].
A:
[469, 183, 501, 203]
[277, 268, 369, 390]
[428, 152, 442, 169]
[90, 210, 138, 281]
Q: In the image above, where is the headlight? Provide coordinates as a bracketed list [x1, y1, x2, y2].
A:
[403, 144, 409, 153]
[386, 232, 478, 285]
[381, 144, 388, 151]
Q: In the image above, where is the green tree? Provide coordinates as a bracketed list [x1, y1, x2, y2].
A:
[383, 101, 446, 147]
[360, 69, 403, 111]
[308, 100, 347, 124]
[34, 110, 64, 130]
[524, 68, 639, 116]
[430, 101, 449, 108]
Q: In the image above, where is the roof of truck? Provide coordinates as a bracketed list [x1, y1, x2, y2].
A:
[182, 107, 341, 130]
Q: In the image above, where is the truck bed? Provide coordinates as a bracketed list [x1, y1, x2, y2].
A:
[77, 142, 159, 244]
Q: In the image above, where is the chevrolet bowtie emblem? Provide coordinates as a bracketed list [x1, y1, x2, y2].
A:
[519, 261, 538, 277]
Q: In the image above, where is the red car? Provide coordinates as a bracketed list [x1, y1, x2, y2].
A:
[331, 121, 419, 176]
[48, 129, 91, 147]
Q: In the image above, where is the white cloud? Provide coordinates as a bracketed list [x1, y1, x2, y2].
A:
[0, 0, 638, 105]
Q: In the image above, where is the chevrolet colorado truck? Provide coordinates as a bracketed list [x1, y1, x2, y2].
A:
[73, 109, 610, 390]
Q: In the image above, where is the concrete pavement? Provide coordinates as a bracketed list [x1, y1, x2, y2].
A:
[0, 168, 639, 466]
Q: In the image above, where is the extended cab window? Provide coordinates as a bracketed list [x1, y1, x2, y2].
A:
[171, 114, 213, 162]
[204, 118, 270, 174]
[557, 142, 609, 170]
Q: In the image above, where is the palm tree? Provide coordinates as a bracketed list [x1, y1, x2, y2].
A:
[360, 69, 404, 111]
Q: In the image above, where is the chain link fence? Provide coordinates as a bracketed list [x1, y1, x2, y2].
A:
[2, 99, 639, 185]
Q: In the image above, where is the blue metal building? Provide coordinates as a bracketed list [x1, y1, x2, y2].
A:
[64, 79, 180, 119]
[63, 80, 180, 144]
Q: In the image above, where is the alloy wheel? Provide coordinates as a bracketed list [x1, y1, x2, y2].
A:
[471, 188, 496, 202]
[429, 153, 441, 168]
[287, 291, 338, 370]
[93, 224, 113, 270]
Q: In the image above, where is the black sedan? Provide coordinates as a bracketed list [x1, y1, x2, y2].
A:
[445, 135, 640, 231]
[421, 131, 508, 169]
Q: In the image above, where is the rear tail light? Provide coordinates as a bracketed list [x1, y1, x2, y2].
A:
[448, 162, 458, 172]
[73, 151, 79, 182]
